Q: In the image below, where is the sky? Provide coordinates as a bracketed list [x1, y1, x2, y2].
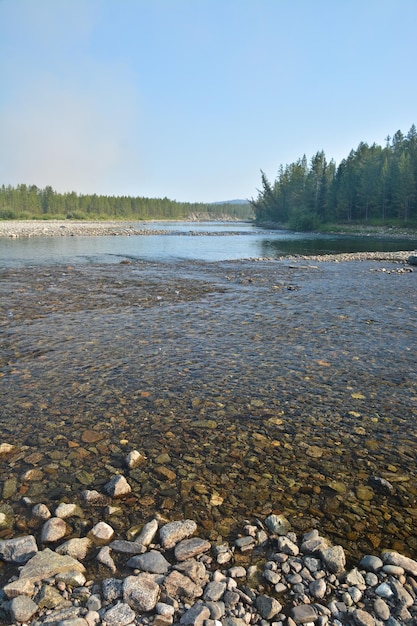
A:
[0, 0, 416, 203]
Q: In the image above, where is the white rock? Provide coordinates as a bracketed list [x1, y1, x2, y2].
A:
[55, 503, 84, 519]
[135, 518, 159, 546]
[89, 521, 114, 543]
[32, 503, 51, 520]
[41, 517, 67, 543]
[104, 475, 132, 497]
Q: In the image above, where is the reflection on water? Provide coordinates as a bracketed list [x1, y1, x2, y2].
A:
[1, 222, 416, 266]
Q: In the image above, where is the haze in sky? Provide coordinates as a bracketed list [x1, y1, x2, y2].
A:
[0, 0, 416, 203]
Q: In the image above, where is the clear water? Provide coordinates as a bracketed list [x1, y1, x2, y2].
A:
[1, 221, 416, 267]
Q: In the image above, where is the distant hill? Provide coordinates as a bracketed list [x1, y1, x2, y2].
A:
[211, 199, 250, 205]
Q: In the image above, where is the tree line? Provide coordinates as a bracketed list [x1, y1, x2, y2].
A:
[0, 185, 253, 221]
[250, 125, 417, 230]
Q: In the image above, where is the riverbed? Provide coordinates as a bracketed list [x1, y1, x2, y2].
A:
[1, 256, 416, 564]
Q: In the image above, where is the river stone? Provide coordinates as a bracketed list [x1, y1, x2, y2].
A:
[55, 537, 91, 560]
[346, 567, 366, 586]
[125, 449, 147, 469]
[135, 518, 159, 546]
[382, 551, 417, 576]
[203, 580, 227, 601]
[102, 578, 123, 602]
[159, 519, 197, 549]
[301, 530, 330, 554]
[375, 582, 394, 599]
[359, 555, 383, 572]
[55, 503, 84, 519]
[97, 546, 116, 573]
[88, 521, 114, 543]
[2, 477, 18, 499]
[264, 514, 291, 535]
[180, 603, 210, 626]
[17, 548, 85, 582]
[290, 603, 318, 623]
[320, 545, 346, 574]
[32, 503, 52, 520]
[174, 537, 211, 561]
[0, 535, 38, 564]
[127, 549, 171, 574]
[374, 598, 390, 621]
[41, 517, 67, 543]
[9, 595, 38, 623]
[352, 608, 375, 626]
[174, 559, 207, 585]
[103, 602, 136, 626]
[0, 442, 15, 454]
[81, 429, 103, 443]
[309, 578, 327, 599]
[390, 578, 414, 608]
[407, 254, 417, 265]
[255, 594, 282, 619]
[104, 475, 132, 497]
[123, 573, 160, 611]
[37, 584, 67, 609]
[81, 489, 109, 506]
[276, 535, 299, 556]
[368, 475, 395, 495]
[163, 570, 204, 600]
[110, 539, 146, 554]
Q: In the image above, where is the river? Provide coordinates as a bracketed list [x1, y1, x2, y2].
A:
[1, 221, 417, 266]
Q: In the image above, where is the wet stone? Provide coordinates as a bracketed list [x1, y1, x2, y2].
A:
[264, 514, 291, 535]
[104, 475, 132, 497]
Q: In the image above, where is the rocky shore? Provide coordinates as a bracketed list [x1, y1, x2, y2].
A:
[1, 456, 417, 626]
[0, 220, 165, 238]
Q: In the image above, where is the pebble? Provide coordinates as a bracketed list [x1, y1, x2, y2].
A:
[104, 475, 132, 497]
[0, 501, 417, 626]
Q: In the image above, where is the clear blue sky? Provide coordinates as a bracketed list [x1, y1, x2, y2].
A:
[1, 0, 416, 203]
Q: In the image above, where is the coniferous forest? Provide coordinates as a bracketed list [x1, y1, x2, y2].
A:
[0, 187, 252, 221]
[251, 125, 417, 230]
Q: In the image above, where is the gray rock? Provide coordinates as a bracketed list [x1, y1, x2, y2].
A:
[345, 567, 365, 586]
[123, 573, 160, 611]
[255, 594, 282, 619]
[300, 532, 330, 554]
[174, 537, 211, 561]
[96, 546, 116, 573]
[160, 519, 197, 549]
[382, 551, 417, 576]
[110, 539, 146, 554]
[205, 600, 225, 619]
[102, 602, 136, 626]
[390, 578, 414, 608]
[163, 570, 203, 600]
[365, 572, 379, 586]
[407, 254, 417, 266]
[290, 603, 318, 623]
[359, 555, 383, 572]
[276, 536, 299, 556]
[373, 598, 390, 621]
[9, 595, 38, 623]
[222, 619, 247, 626]
[104, 475, 132, 497]
[264, 514, 291, 535]
[203, 580, 227, 601]
[375, 582, 394, 599]
[0, 535, 38, 564]
[55, 537, 91, 560]
[14, 547, 85, 583]
[174, 559, 207, 584]
[320, 545, 346, 574]
[36, 606, 83, 624]
[309, 578, 327, 599]
[101, 577, 123, 602]
[135, 518, 159, 545]
[352, 608, 375, 626]
[228, 566, 247, 578]
[156, 602, 175, 616]
[235, 535, 255, 550]
[180, 602, 210, 626]
[127, 549, 171, 574]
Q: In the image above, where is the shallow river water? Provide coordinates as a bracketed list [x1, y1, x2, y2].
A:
[1, 256, 416, 567]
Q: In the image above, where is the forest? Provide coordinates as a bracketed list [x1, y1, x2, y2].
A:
[0, 186, 253, 221]
[250, 125, 417, 231]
